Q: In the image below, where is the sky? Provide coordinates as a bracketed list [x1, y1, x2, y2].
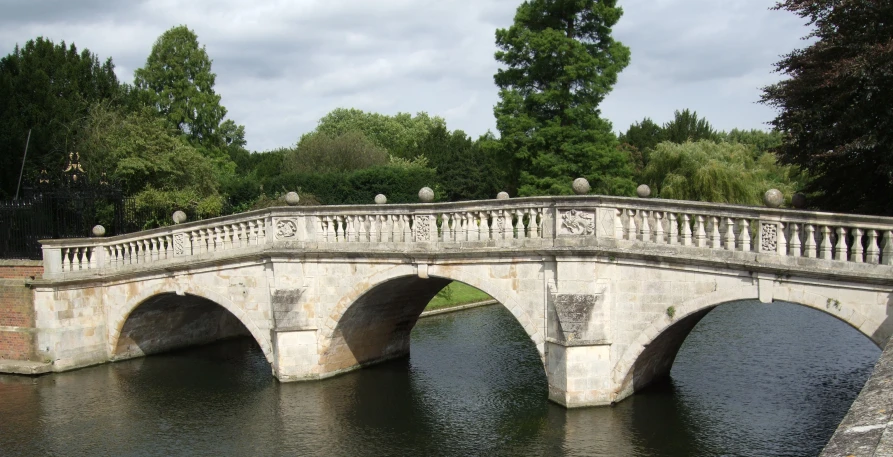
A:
[0, 0, 810, 152]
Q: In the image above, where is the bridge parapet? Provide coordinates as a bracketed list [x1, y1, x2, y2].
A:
[38, 195, 893, 280]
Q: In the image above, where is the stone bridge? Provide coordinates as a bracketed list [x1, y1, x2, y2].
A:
[29, 195, 893, 408]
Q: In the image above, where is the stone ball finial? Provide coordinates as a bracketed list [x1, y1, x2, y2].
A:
[419, 187, 435, 203]
[91, 225, 106, 237]
[285, 191, 300, 206]
[496, 191, 510, 200]
[375, 194, 387, 205]
[763, 189, 784, 208]
[791, 192, 806, 209]
[172, 210, 187, 224]
[572, 178, 591, 195]
[636, 184, 651, 198]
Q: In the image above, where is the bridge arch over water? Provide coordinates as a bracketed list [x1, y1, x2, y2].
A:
[30, 195, 893, 407]
[613, 281, 891, 402]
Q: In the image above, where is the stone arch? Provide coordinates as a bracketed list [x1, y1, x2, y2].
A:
[108, 281, 273, 364]
[612, 281, 883, 403]
[316, 263, 544, 377]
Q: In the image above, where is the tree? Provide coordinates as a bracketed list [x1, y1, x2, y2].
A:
[0, 37, 121, 198]
[76, 102, 224, 225]
[420, 126, 505, 201]
[641, 140, 804, 205]
[761, 0, 893, 215]
[134, 25, 228, 149]
[283, 131, 389, 174]
[493, 0, 634, 196]
[661, 109, 718, 144]
[620, 117, 664, 153]
[311, 108, 445, 159]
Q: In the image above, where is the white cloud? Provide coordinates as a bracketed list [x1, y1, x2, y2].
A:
[0, 0, 812, 151]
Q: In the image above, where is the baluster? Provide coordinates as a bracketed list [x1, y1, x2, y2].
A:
[835, 227, 848, 261]
[668, 213, 678, 245]
[640, 211, 651, 242]
[513, 209, 524, 240]
[866, 230, 880, 264]
[247, 221, 257, 245]
[112, 245, 120, 268]
[479, 212, 490, 241]
[682, 214, 693, 246]
[333, 216, 343, 242]
[786, 223, 800, 257]
[820, 226, 833, 260]
[695, 215, 707, 248]
[149, 238, 158, 261]
[367, 215, 377, 242]
[258, 219, 268, 245]
[439, 213, 450, 242]
[710, 216, 721, 249]
[402, 215, 413, 241]
[528, 209, 540, 239]
[882, 230, 893, 265]
[626, 209, 637, 241]
[722, 218, 734, 250]
[736, 219, 750, 251]
[465, 212, 477, 241]
[388, 215, 399, 242]
[652, 212, 665, 244]
[851, 228, 864, 263]
[804, 225, 817, 258]
[130, 242, 137, 264]
[75, 247, 83, 270]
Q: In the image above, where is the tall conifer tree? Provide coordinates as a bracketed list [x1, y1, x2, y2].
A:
[493, 0, 633, 196]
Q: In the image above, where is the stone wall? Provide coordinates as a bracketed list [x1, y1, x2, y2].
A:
[0, 260, 41, 361]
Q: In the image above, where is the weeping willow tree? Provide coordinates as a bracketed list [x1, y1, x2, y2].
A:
[641, 140, 805, 206]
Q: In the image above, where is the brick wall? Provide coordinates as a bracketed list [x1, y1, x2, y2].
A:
[0, 260, 40, 360]
[0, 261, 43, 279]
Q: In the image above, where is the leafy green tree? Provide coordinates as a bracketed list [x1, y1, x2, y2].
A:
[0, 37, 121, 197]
[420, 125, 505, 201]
[761, 0, 893, 214]
[661, 109, 718, 144]
[717, 128, 783, 156]
[76, 103, 224, 223]
[283, 131, 389, 174]
[620, 117, 664, 152]
[642, 140, 804, 205]
[134, 26, 233, 150]
[493, 0, 634, 196]
[312, 108, 445, 159]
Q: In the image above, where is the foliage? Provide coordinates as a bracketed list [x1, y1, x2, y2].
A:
[717, 128, 783, 156]
[493, 0, 634, 196]
[762, 0, 893, 214]
[0, 37, 121, 198]
[619, 117, 663, 154]
[283, 130, 389, 174]
[419, 125, 506, 201]
[661, 109, 719, 144]
[265, 165, 437, 205]
[75, 103, 225, 223]
[134, 25, 227, 148]
[642, 140, 804, 205]
[313, 108, 445, 159]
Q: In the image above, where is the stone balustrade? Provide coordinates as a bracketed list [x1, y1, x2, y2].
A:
[39, 195, 893, 278]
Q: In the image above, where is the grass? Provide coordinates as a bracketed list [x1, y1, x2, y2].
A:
[425, 281, 493, 311]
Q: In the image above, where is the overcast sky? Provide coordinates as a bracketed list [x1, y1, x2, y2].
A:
[1, 0, 810, 152]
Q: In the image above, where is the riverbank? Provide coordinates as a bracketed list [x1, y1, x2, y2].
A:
[420, 299, 498, 318]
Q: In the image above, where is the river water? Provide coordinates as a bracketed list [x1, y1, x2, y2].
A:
[0, 300, 880, 456]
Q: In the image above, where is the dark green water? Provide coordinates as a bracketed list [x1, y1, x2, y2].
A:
[0, 300, 880, 456]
